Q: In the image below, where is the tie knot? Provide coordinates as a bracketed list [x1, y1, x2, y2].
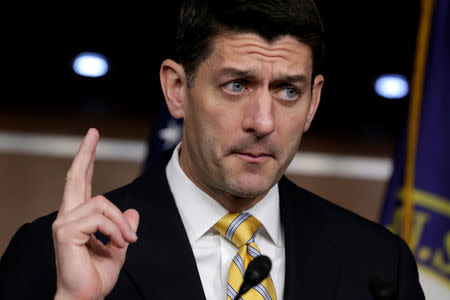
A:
[214, 212, 262, 248]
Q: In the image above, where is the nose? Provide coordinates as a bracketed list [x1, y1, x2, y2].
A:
[242, 90, 275, 138]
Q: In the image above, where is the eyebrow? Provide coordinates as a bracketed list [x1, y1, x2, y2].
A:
[272, 75, 308, 84]
[216, 67, 308, 84]
[216, 67, 258, 79]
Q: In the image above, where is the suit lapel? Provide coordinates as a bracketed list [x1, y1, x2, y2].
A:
[279, 177, 342, 300]
[120, 163, 207, 300]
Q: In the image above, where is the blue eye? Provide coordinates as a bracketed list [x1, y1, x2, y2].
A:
[282, 87, 298, 99]
[222, 81, 246, 95]
[229, 82, 244, 92]
[273, 86, 301, 101]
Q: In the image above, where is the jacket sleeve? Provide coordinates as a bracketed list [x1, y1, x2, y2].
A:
[0, 216, 57, 299]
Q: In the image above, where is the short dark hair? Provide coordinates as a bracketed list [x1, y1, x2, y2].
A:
[175, 0, 325, 87]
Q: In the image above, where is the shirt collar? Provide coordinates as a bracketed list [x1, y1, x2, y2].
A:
[165, 143, 283, 247]
[247, 184, 283, 247]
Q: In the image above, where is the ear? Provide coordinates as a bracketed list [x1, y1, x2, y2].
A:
[160, 59, 187, 119]
[303, 74, 324, 132]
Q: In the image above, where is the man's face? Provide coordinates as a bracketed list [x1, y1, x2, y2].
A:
[177, 33, 323, 207]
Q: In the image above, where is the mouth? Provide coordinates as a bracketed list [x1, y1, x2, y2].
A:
[234, 151, 273, 163]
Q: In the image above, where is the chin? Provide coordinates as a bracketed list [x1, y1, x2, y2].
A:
[225, 175, 275, 198]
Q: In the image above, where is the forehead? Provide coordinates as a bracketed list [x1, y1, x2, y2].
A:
[203, 33, 313, 78]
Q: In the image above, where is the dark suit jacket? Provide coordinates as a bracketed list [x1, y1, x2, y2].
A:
[0, 156, 424, 299]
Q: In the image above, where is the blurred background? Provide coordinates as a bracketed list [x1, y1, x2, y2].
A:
[0, 0, 418, 253]
[1, 0, 448, 298]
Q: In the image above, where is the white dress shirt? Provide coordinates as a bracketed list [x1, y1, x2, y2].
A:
[166, 143, 285, 300]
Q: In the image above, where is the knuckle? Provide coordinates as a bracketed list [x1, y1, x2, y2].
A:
[52, 216, 65, 232]
[65, 168, 75, 182]
[65, 172, 81, 184]
[91, 195, 107, 208]
[91, 195, 104, 202]
[92, 212, 104, 223]
[65, 165, 86, 182]
[51, 220, 60, 232]
[52, 222, 66, 240]
[92, 195, 115, 213]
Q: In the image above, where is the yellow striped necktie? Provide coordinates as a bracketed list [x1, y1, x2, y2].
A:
[214, 212, 277, 300]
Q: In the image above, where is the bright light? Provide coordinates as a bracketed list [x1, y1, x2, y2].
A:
[374, 74, 409, 99]
[73, 52, 109, 78]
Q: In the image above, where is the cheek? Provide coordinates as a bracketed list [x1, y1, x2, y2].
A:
[197, 97, 243, 140]
[276, 109, 308, 149]
[187, 100, 239, 156]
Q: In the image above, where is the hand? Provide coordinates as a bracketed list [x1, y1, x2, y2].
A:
[52, 128, 139, 300]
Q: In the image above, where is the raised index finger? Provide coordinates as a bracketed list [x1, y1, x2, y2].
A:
[60, 128, 100, 214]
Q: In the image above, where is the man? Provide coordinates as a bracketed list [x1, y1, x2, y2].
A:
[0, 0, 424, 299]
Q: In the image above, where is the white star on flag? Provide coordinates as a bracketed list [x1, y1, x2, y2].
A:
[158, 119, 182, 150]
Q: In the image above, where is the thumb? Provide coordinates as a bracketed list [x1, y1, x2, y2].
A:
[123, 209, 139, 235]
